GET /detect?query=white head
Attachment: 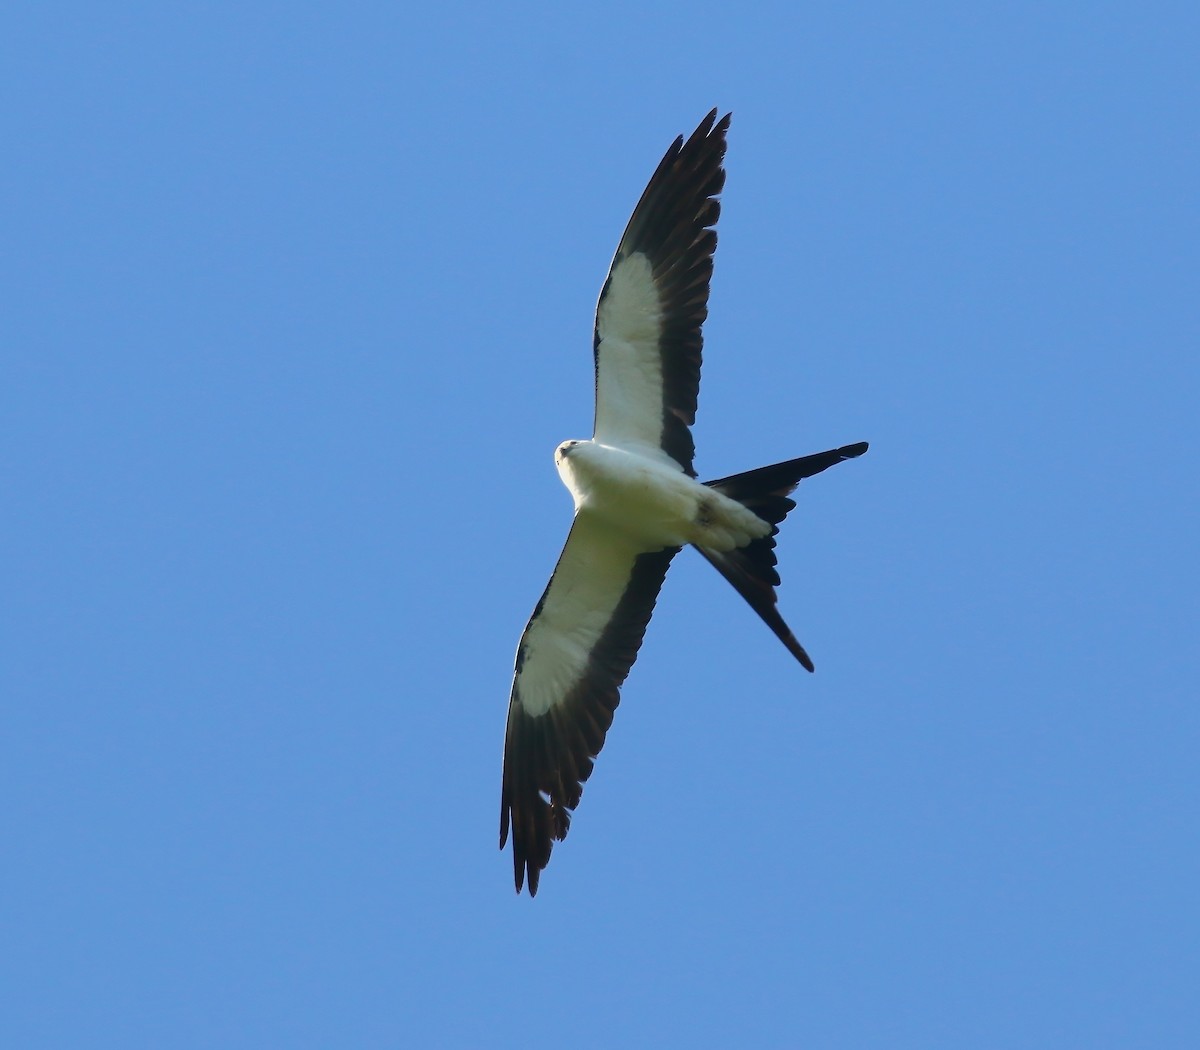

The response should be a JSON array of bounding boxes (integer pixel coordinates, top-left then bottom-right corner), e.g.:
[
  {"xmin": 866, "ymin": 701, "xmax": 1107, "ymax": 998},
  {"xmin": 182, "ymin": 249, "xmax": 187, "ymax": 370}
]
[{"xmin": 554, "ymin": 439, "xmax": 584, "ymax": 466}]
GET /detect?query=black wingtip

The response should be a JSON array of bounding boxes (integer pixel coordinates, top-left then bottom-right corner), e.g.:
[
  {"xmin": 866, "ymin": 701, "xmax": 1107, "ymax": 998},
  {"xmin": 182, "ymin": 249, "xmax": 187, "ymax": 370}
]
[
  {"xmin": 789, "ymin": 635, "xmax": 815, "ymax": 673},
  {"xmin": 695, "ymin": 107, "xmax": 729, "ymax": 133}
]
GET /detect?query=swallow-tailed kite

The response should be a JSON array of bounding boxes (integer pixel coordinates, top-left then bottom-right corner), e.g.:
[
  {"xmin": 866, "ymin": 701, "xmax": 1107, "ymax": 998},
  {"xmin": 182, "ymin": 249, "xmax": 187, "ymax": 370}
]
[{"xmin": 500, "ymin": 110, "xmax": 868, "ymax": 895}]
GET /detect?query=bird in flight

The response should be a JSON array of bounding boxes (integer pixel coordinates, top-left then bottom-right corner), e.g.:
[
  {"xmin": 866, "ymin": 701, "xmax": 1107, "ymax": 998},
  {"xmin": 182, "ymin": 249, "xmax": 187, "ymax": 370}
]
[{"xmin": 500, "ymin": 110, "xmax": 867, "ymax": 895}]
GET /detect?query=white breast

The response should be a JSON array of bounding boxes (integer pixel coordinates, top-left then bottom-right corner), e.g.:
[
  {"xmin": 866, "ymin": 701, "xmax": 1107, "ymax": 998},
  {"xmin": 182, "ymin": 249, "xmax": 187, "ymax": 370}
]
[{"xmin": 557, "ymin": 440, "xmax": 769, "ymax": 551}]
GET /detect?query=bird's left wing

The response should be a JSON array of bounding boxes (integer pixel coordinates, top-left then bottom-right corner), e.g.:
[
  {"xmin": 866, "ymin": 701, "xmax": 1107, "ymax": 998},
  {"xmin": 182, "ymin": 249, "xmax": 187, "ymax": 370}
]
[
  {"xmin": 501, "ymin": 514, "xmax": 678, "ymax": 895},
  {"xmin": 591, "ymin": 110, "xmax": 730, "ymax": 476}
]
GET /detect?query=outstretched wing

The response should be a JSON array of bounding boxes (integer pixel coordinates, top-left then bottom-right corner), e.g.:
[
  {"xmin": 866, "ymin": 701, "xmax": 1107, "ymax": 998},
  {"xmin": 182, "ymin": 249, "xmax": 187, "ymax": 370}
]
[
  {"xmin": 592, "ymin": 109, "xmax": 730, "ymax": 477},
  {"xmin": 501, "ymin": 515, "xmax": 678, "ymax": 895}
]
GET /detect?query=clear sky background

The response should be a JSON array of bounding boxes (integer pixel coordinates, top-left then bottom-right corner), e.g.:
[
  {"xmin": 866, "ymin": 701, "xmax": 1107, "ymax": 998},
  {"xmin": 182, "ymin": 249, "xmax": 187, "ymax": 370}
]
[{"xmin": 3, "ymin": 3, "xmax": 1197, "ymax": 1047}]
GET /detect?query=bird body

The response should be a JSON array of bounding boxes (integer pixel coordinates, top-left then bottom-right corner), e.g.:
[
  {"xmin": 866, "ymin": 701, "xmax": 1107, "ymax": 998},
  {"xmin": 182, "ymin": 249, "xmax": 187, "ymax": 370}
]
[
  {"xmin": 556, "ymin": 439, "xmax": 771, "ymax": 552},
  {"xmin": 500, "ymin": 110, "xmax": 868, "ymax": 895}
]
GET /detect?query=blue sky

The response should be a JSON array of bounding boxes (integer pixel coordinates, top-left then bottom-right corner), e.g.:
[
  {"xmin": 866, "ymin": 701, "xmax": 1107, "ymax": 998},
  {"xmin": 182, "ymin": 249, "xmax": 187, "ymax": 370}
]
[{"xmin": 3, "ymin": 2, "xmax": 1197, "ymax": 1046}]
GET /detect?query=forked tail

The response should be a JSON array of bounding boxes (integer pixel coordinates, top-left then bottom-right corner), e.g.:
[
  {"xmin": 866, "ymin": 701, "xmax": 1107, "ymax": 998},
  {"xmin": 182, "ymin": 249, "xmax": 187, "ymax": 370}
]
[{"xmin": 695, "ymin": 442, "xmax": 868, "ymax": 671}]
